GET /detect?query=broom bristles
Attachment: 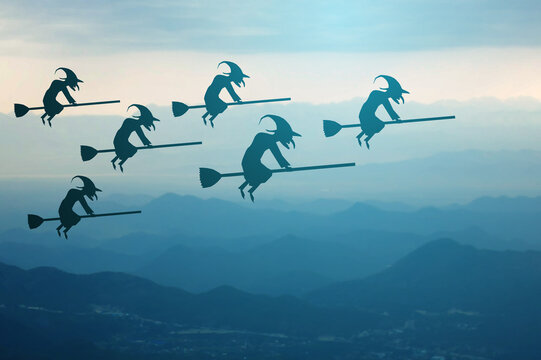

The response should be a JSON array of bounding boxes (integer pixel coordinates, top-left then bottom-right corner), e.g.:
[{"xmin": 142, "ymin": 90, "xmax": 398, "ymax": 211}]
[
  {"xmin": 27, "ymin": 214, "xmax": 44, "ymax": 229},
  {"xmin": 322, "ymin": 120, "xmax": 342, "ymax": 137},
  {"xmin": 14, "ymin": 103, "xmax": 29, "ymax": 118},
  {"xmin": 80, "ymin": 145, "xmax": 98, "ymax": 161},
  {"xmin": 172, "ymin": 102, "xmax": 189, "ymax": 117},
  {"xmin": 199, "ymin": 168, "xmax": 222, "ymax": 188}
]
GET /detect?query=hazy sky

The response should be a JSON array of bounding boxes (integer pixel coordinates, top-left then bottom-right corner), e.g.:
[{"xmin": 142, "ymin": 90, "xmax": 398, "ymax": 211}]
[
  {"xmin": 1, "ymin": 1, "xmax": 540, "ymax": 204},
  {"xmin": 1, "ymin": 0, "xmax": 540, "ymax": 113},
  {"xmin": 2, "ymin": 0, "xmax": 540, "ymax": 54}
]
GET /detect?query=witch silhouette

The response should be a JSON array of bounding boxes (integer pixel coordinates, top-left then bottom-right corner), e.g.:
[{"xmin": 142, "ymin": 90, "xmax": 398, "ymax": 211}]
[
  {"xmin": 56, "ymin": 176, "xmax": 100, "ymax": 238},
  {"xmin": 356, "ymin": 75, "xmax": 409, "ymax": 149},
  {"xmin": 41, "ymin": 67, "xmax": 83, "ymax": 127},
  {"xmin": 239, "ymin": 115, "xmax": 301, "ymax": 201},
  {"xmin": 203, "ymin": 61, "xmax": 249, "ymax": 127},
  {"xmin": 112, "ymin": 104, "xmax": 160, "ymax": 172}
]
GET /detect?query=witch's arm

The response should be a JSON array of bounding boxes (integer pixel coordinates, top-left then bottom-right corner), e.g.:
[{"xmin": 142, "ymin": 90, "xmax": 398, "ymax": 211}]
[
  {"xmin": 135, "ymin": 127, "xmax": 151, "ymax": 146},
  {"xmin": 270, "ymin": 143, "xmax": 290, "ymax": 168},
  {"xmin": 225, "ymin": 83, "xmax": 241, "ymax": 102},
  {"xmin": 382, "ymin": 99, "xmax": 400, "ymax": 120},
  {"xmin": 61, "ymin": 87, "xmax": 76, "ymax": 104},
  {"xmin": 79, "ymin": 197, "xmax": 94, "ymax": 215}
]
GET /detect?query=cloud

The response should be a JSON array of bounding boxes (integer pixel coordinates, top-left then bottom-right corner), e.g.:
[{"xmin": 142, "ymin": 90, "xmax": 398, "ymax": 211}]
[
  {"xmin": 1, "ymin": 0, "xmax": 540, "ymax": 55},
  {"xmin": 2, "ymin": 47, "xmax": 541, "ymax": 115}
]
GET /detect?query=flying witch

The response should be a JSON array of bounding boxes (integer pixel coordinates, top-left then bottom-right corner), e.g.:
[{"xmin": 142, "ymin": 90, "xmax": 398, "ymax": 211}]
[
  {"xmin": 41, "ymin": 67, "xmax": 83, "ymax": 126},
  {"xmin": 322, "ymin": 76, "xmax": 454, "ymax": 146},
  {"xmin": 171, "ymin": 62, "xmax": 290, "ymax": 121},
  {"xmin": 198, "ymin": 114, "xmax": 355, "ymax": 197},
  {"xmin": 80, "ymin": 105, "xmax": 202, "ymax": 167},
  {"xmin": 202, "ymin": 61, "xmax": 249, "ymax": 127},
  {"xmin": 111, "ymin": 104, "xmax": 160, "ymax": 172},
  {"xmin": 27, "ymin": 177, "xmax": 142, "ymax": 236},
  {"xmin": 14, "ymin": 67, "xmax": 119, "ymax": 120},
  {"xmin": 239, "ymin": 115, "xmax": 301, "ymax": 201},
  {"xmin": 356, "ymin": 75, "xmax": 409, "ymax": 149},
  {"xmin": 56, "ymin": 176, "xmax": 100, "ymax": 238}
]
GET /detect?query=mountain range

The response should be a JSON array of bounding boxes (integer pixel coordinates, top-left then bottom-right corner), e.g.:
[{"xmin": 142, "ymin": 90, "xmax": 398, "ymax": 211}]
[
  {"xmin": 1, "ymin": 239, "xmax": 541, "ymax": 359},
  {"xmin": 307, "ymin": 239, "xmax": 541, "ymax": 315},
  {"xmin": 19, "ymin": 192, "xmax": 539, "ymax": 245},
  {"xmin": 1, "ymin": 194, "xmax": 540, "ymax": 296}
]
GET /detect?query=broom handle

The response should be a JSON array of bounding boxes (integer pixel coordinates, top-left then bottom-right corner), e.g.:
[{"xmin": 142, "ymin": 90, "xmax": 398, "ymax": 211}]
[
  {"xmin": 187, "ymin": 97, "xmax": 291, "ymax": 110},
  {"xmin": 220, "ymin": 162, "xmax": 356, "ymax": 177},
  {"xmin": 221, "ymin": 171, "xmax": 245, "ymax": 178},
  {"xmin": 96, "ymin": 142, "xmax": 203, "ymax": 154},
  {"xmin": 340, "ymin": 116, "xmax": 455, "ymax": 128},
  {"xmin": 272, "ymin": 162, "xmax": 355, "ymax": 173},
  {"xmin": 27, "ymin": 100, "xmax": 120, "ymax": 111},
  {"xmin": 42, "ymin": 210, "xmax": 141, "ymax": 222},
  {"xmin": 384, "ymin": 116, "xmax": 455, "ymax": 124}
]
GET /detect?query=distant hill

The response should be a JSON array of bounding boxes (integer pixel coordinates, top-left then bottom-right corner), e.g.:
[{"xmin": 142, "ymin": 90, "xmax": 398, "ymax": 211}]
[
  {"xmin": 307, "ymin": 239, "xmax": 541, "ymax": 316},
  {"xmin": 3, "ymin": 239, "xmax": 541, "ymax": 359},
  {"xmin": 68, "ymin": 193, "xmax": 317, "ymax": 239},
  {"xmin": 326, "ymin": 200, "xmax": 541, "ymax": 242},
  {"xmin": 305, "ymin": 239, "xmax": 541, "ymax": 358},
  {"xmin": 0, "ymin": 228, "xmax": 428, "ymax": 295},
  {"xmin": 60, "ymin": 192, "xmax": 541, "ymax": 249},
  {"xmin": 3, "ymin": 193, "xmax": 541, "ymax": 297},
  {"xmin": 3, "ymin": 190, "xmax": 541, "ymax": 249},
  {"xmin": 2, "ymin": 192, "xmax": 540, "ymax": 302},
  {"xmin": 0, "ymin": 262, "xmax": 376, "ymax": 337},
  {"xmin": 241, "ymin": 198, "xmax": 355, "ymax": 214},
  {"xmin": 456, "ymin": 195, "xmax": 541, "ymax": 213},
  {"xmin": 135, "ymin": 235, "xmax": 366, "ymax": 294},
  {"xmin": 0, "ymin": 241, "xmax": 144, "ymax": 274}
]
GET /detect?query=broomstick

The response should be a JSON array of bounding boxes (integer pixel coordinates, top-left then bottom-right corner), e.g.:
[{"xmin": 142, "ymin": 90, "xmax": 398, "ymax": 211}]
[
  {"xmin": 199, "ymin": 162, "xmax": 356, "ymax": 188},
  {"xmin": 14, "ymin": 100, "xmax": 120, "ymax": 118},
  {"xmin": 323, "ymin": 116, "xmax": 455, "ymax": 137},
  {"xmin": 28, "ymin": 211, "xmax": 141, "ymax": 229},
  {"xmin": 80, "ymin": 142, "xmax": 203, "ymax": 161},
  {"xmin": 172, "ymin": 98, "xmax": 291, "ymax": 117}
]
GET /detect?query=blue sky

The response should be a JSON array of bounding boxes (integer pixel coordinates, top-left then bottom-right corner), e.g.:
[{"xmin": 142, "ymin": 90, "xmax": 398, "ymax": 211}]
[
  {"xmin": 1, "ymin": 0, "xmax": 540, "ymax": 110},
  {"xmin": 1, "ymin": 0, "xmax": 540, "ymax": 55},
  {"xmin": 0, "ymin": 1, "xmax": 540, "ymax": 204}
]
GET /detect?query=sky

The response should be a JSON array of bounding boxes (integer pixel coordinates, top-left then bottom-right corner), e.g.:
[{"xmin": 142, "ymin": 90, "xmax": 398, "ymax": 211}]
[
  {"xmin": 2, "ymin": 1, "xmax": 541, "ymax": 54},
  {"xmin": 0, "ymin": 0, "xmax": 540, "ymax": 205},
  {"xmin": 1, "ymin": 0, "xmax": 541, "ymax": 110}
]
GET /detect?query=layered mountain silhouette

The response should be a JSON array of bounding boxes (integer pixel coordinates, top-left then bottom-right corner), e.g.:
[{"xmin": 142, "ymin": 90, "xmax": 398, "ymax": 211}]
[
  {"xmin": 2, "ymin": 194, "xmax": 540, "ymax": 297},
  {"xmin": 307, "ymin": 239, "xmax": 541, "ymax": 315},
  {"xmin": 2, "ymin": 193, "xmax": 540, "ymax": 246},
  {"xmin": 136, "ymin": 235, "xmax": 360, "ymax": 294},
  {"xmin": 0, "ymin": 262, "xmax": 376, "ymax": 336},
  {"xmin": 0, "ymin": 231, "xmax": 427, "ymax": 295},
  {"xmin": 0, "ymin": 240, "xmax": 143, "ymax": 274},
  {"xmin": 305, "ymin": 239, "xmax": 541, "ymax": 358},
  {"xmin": 59, "ymin": 192, "xmax": 540, "ymax": 245},
  {"xmin": 2, "ymin": 238, "xmax": 541, "ymax": 359}
]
